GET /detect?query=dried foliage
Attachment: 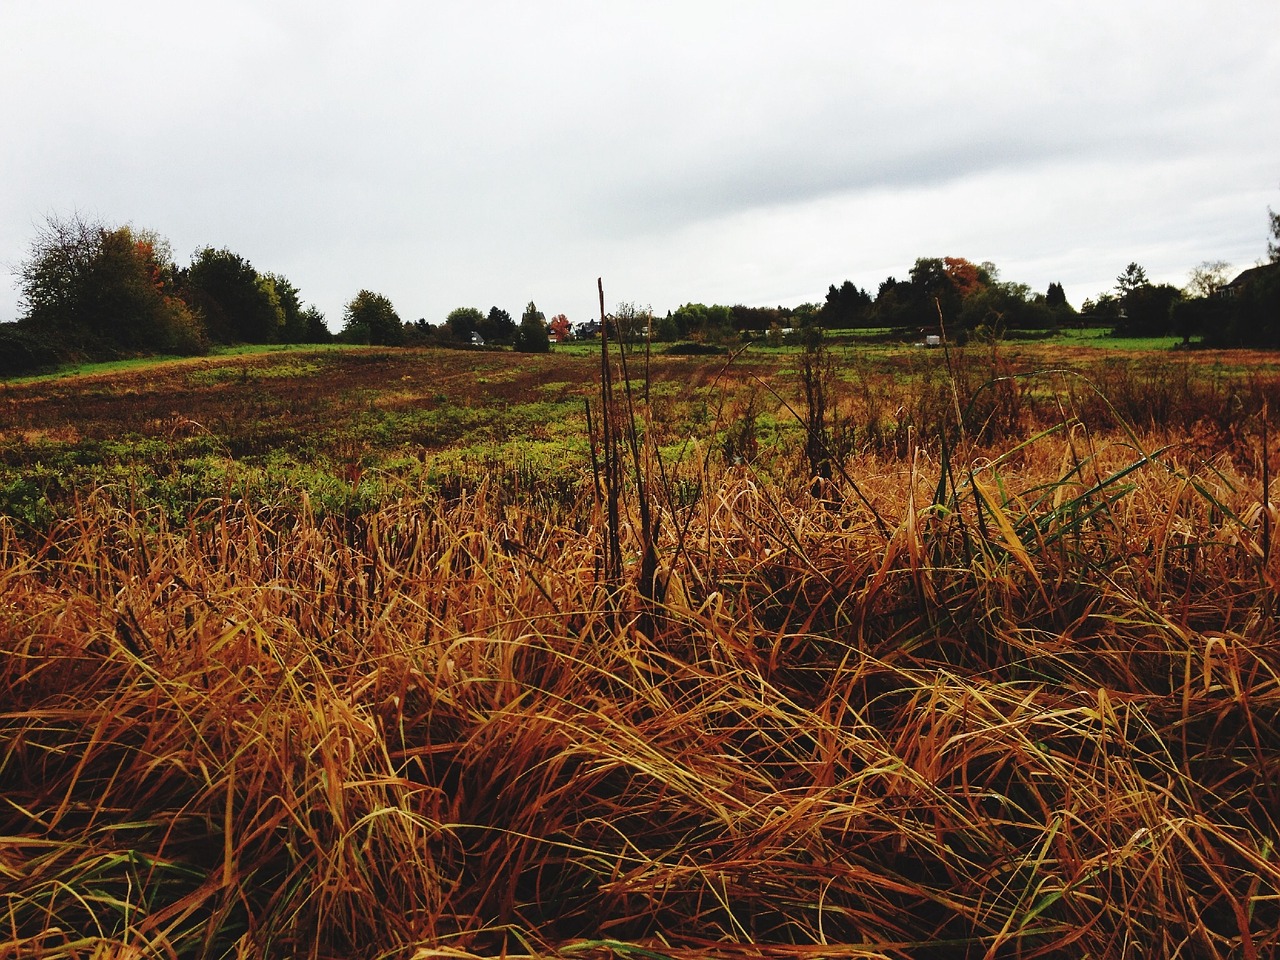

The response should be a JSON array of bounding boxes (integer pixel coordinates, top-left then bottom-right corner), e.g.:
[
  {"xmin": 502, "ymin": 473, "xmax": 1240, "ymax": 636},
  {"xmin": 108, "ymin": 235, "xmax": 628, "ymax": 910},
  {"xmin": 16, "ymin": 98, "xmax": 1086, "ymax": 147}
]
[{"xmin": 2, "ymin": 344, "xmax": 1280, "ymax": 959}]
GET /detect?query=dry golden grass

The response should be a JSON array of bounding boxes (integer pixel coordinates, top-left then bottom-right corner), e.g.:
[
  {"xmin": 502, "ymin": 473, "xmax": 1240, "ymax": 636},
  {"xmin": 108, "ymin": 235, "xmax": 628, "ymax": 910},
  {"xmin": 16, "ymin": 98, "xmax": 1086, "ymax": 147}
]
[{"xmin": 3, "ymin": 399, "xmax": 1279, "ymax": 959}]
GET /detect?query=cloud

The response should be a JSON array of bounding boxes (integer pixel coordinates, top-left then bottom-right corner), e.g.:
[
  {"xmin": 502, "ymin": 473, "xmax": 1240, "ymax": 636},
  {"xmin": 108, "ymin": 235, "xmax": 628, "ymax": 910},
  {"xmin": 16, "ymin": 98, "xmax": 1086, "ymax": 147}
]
[{"xmin": 2, "ymin": 2, "xmax": 1278, "ymax": 329}]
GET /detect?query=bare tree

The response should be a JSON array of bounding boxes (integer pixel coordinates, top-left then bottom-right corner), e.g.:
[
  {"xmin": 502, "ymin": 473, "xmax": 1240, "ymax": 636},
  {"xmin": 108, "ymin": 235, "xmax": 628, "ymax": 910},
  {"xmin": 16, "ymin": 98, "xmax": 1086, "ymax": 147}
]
[{"xmin": 1186, "ymin": 260, "xmax": 1232, "ymax": 299}]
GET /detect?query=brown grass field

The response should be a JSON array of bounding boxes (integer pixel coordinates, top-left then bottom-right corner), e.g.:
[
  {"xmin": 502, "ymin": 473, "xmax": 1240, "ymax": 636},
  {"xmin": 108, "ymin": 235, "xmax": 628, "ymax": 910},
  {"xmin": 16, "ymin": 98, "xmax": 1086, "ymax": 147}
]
[{"xmin": 2, "ymin": 340, "xmax": 1279, "ymax": 959}]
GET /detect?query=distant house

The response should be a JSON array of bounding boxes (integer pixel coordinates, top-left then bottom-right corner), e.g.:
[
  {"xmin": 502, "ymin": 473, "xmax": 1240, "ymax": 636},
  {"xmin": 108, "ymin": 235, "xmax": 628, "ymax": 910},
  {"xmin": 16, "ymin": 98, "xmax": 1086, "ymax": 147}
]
[
  {"xmin": 470, "ymin": 332, "xmax": 486, "ymax": 346},
  {"xmin": 1220, "ymin": 262, "xmax": 1280, "ymax": 298}
]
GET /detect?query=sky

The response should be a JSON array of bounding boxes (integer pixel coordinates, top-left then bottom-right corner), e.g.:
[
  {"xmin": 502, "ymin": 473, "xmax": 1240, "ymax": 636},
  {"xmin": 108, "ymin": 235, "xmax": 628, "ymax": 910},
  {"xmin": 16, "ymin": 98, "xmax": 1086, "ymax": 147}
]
[{"xmin": 2, "ymin": 1, "xmax": 1278, "ymax": 331}]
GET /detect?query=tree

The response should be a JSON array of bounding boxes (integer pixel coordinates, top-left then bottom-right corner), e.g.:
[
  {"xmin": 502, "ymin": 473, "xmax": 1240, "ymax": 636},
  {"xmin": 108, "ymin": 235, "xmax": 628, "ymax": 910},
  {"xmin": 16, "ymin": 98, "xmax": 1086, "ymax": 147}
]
[
  {"xmin": 514, "ymin": 301, "xmax": 549, "ymax": 353},
  {"xmin": 872, "ymin": 276, "xmax": 913, "ymax": 327},
  {"xmin": 909, "ymin": 257, "xmax": 952, "ymax": 308},
  {"xmin": 608, "ymin": 302, "xmax": 652, "ymax": 345},
  {"xmin": 1107, "ymin": 261, "xmax": 1180, "ymax": 336},
  {"xmin": 1115, "ymin": 262, "xmax": 1149, "ymax": 298},
  {"xmin": 1114, "ymin": 283, "xmax": 1181, "ymax": 337},
  {"xmin": 731, "ymin": 303, "xmax": 783, "ymax": 336},
  {"xmin": 480, "ymin": 306, "xmax": 516, "ymax": 345},
  {"xmin": 548, "ymin": 314, "xmax": 572, "ymax": 342},
  {"xmin": 821, "ymin": 280, "xmax": 873, "ymax": 327},
  {"xmin": 1081, "ymin": 293, "xmax": 1123, "ymax": 326},
  {"xmin": 1045, "ymin": 282, "xmax": 1068, "ymax": 309},
  {"xmin": 185, "ymin": 247, "xmax": 282, "ymax": 344},
  {"xmin": 908, "ymin": 257, "xmax": 966, "ymax": 326},
  {"xmin": 300, "ymin": 305, "xmax": 330, "ymax": 342},
  {"xmin": 17, "ymin": 213, "xmax": 206, "ymax": 356},
  {"xmin": 959, "ymin": 281, "xmax": 1049, "ymax": 335},
  {"xmin": 342, "ymin": 290, "xmax": 403, "ymax": 345},
  {"xmin": 669, "ymin": 302, "xmax": 732, "ymax": 341},
  {"xmin": 653, "ymin": 312, "xmax": 680, "ymax": 341},
  {"xmin": 1200, "ymin": 263, "xmax": 1280, "ymax": 348},
  {"xmin": 942, "ymin": 257, "xmax": 987, "ymax": 299},
  {"xmin": 1186, "ymin": 260, "xmax": 1232, "ymax": 300},
  {"xmin": 1171, "ymin": 296, "xmax": 1227, "ymax": 345},
  {"xmin": 266, "ymin": 273, "xmax": 326, "ymax": 343},
  {"xmin": 16, "ymin": 213, "xmax": 105, "ymax": 347},
  {"xmin": 1269, "ymin": 206, "xmax": 1280, "ymax": 263},
  {"xmin": 268, "ymin": 273, "xmax": 305, "ymax": 343},
  {"xmin": 444, "ymin": 306, "xmax": 485, "ymax": 342}
]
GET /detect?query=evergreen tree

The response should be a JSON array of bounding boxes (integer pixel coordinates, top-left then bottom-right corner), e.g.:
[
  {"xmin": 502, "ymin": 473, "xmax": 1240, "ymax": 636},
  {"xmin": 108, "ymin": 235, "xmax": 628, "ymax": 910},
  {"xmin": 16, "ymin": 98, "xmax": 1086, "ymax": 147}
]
[
  {"xmin": 514, "ymin": 301, "xmax": 550, "ymax": 353},
  {"xmin": 821, "ymin": 280, "xmax": 873, "ymax": 327},
  {"xmin": 1115, "ymin": 262, "xmax": 1149, "ymax": 298},
  {"xmin": 482, "ymin": 306, "xmax": 517, "ymax": 344}
]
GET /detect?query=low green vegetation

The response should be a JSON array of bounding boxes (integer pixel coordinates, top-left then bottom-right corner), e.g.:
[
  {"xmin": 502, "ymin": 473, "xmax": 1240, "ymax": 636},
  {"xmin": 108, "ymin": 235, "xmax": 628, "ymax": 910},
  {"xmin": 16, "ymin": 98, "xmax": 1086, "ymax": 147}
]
[{"xmin": 2, "ymin": 340, "xmax": 1280, "ymax": 959}]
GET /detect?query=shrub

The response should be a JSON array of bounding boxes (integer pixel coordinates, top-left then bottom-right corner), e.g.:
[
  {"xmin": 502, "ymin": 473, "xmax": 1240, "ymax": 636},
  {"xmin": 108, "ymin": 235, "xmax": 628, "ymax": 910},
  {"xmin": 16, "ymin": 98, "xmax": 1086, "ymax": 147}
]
[{"xmin": 0, "ymin": 323, "xmax": 64, "ymax": 376}]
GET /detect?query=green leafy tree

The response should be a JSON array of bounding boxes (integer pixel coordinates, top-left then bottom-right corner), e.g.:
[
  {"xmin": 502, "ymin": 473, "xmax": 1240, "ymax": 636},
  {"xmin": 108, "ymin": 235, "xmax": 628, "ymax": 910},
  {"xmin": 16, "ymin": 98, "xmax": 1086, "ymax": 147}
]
[
  {"xmin": 960, "ymin": 281, "xmax": 1056, "ymax": 335},
  {"xmin": 268, "ymin": 273, "xmax": 306, "ymax": 343},
  {"xmin": 730, "ymin": 304, "xmax": 783, "ymax": 336},
  {"xmin": 401, "ymin": 317, "xmax": 438, "ymax": 347},
  {"xmin": 17, "ymin": 213, "xmax": 207, "ymax": 356},
  {"xmin": 908, "ymin": 257, "xmax": 961, "ymax": 323},
  {"xmin": 870, "ymin": 260, "xmax": 961, "ymax": 329},
  {"xmin": 481, "ymin": 306, "xmax": 516, "ymax": 344},
  {"xmin": 341, "ymin": 290, "xmax": 403, "ymax": 345},
  {"xmin": 1045, "ymin": 282, "xmax": 1067, "ymax": 309},
  {"xmin": 1269, "ymin": 206, "xmax": 1280, "ymax": 263},
  {"xmin": 444, "ymin": 307, "xmax": 485, "ymax": 342},
  {"xmin": 300, "ymin": 305, "xmax": 330, "ymax": 342},
  {"xmin": 266, "ymin": 273, "xmax": 326, "ymax": 343},
  {"xmin": 185, "ymin": 247, "xmax": 282, "ymax": 344},
  {"xmin": 872, "ymin": 276, "xmax": 913, "ymax": 327},
  {"xmin": 669, "ymin": 302, "xmax": 732, "ymax": 342},
  {"xmin": 790, "ymin": 302, "xmax": 822, "ymax": 329},
  {"xmin": 653, "ymin": 312, "xmax": 680, "ymax": 341},
  {"xmin": 514, "ymin": 301, "xmax": 550, "ymax": 353},
  {"xmin": 1080, "ymin": 293, "xmax": 1123, "ymax": 326}
]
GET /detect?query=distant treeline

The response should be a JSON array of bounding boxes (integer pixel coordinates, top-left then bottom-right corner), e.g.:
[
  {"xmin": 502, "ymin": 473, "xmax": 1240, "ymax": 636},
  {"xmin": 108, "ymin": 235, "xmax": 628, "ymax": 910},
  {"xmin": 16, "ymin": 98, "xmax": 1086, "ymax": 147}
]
[
  {"xmin": 645, "ymin": 246, "xmax": 1279, "ymax": 349},
  {"xmin": 586, "ymin": 265, "xmax": 1075, "ymax": 346},
  {"xmin": 1, "ymin": 214, "xmax": 332, "ymax": 376},
  {"xmin": 407, "ymin": 258, "xmax": 1081, "ymax": 351},
  {"xmin": 1077, "ymin": 256, "xmax": 1280, "ymax": 348},
  {"xmin": 5, "ymin": 209, "xmax": 1279, "ymax": 377}
]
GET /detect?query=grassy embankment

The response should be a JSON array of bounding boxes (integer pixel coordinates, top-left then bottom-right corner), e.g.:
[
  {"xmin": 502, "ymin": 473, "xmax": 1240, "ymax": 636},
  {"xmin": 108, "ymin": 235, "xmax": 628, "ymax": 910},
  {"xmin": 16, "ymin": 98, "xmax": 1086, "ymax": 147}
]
[{"xmin": 2, "ymin": 339, "xmax": 1278, "ymax": 958}]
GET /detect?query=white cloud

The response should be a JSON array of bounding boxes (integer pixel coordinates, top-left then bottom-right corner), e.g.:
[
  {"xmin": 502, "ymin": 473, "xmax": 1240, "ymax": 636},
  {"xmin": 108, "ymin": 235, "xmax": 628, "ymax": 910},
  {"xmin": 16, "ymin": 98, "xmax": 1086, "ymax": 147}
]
[{"xmin": 2, "ymin": 1, "xmax": 1278, "ymax": 328}]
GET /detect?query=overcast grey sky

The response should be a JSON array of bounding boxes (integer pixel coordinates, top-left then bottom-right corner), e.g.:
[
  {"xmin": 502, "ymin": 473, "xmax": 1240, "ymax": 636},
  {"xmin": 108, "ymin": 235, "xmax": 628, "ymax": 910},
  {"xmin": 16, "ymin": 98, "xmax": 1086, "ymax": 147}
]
[{"xmin": 3, "ymin": 1, "xmax": 1278, "ymax": 330}]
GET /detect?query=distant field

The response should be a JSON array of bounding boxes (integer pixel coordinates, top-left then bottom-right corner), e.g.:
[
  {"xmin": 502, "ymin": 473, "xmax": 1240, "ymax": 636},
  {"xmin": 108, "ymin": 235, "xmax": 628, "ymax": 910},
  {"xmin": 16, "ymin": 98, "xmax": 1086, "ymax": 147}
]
[
  {"xmin": 2, "ymin": 339, "xmax": 1279, "ymax": 958},
  {"xmin": 0, "ymin": 326, "xmax": 1208, "ymax": 385},
  {"xmin": 3, "ymin": 338, "xmax": 1278, "ymax": 527}
]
